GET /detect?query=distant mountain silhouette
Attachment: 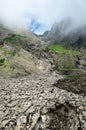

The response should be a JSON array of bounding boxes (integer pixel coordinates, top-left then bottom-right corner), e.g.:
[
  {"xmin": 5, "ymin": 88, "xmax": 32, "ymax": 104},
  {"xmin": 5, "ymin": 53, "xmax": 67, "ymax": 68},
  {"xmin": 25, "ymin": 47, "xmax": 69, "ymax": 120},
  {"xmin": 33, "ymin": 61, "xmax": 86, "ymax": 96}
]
[{"xmin": 40, "ymin": 18, "xmax": 86, "ymax": 48}]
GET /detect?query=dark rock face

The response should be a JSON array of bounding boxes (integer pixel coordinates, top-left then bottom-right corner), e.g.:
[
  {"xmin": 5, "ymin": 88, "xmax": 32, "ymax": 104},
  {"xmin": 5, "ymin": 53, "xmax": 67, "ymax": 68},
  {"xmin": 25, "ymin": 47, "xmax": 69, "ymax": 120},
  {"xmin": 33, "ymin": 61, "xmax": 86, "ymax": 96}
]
[
  {"xmin": 40, "ymin": 18, "xmax": 86, "ymax": 49},
  {"xmin": 0, "ymin": 40, "xmax": 3, "ymax": 46},
  {"xmin": 40, "ymin": 18, "xmax": 72, "ymax": 42},
  {"xmin": 54, "ymin": 74, "xmax": 86, "ymax": 96},
  {"xmin": 35, "ymin": 104, "xmax": 79, "ymax": 130}
]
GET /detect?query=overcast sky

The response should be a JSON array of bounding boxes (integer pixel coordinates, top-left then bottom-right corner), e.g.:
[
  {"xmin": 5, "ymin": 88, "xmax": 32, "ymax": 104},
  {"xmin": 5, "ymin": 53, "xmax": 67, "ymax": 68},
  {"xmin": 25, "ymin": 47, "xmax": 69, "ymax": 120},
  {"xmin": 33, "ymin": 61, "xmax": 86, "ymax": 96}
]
[{"xmin": 0, "ymin": 0, "xmax": 86, "ymax": 34}]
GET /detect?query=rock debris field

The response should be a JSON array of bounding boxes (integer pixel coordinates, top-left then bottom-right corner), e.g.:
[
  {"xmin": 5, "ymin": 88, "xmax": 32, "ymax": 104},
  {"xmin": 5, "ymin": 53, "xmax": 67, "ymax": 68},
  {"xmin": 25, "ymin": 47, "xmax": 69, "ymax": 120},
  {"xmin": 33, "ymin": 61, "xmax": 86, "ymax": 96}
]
[{"xmin": 0, "ymin": 73, "xmax": 86, "ymax": 130}]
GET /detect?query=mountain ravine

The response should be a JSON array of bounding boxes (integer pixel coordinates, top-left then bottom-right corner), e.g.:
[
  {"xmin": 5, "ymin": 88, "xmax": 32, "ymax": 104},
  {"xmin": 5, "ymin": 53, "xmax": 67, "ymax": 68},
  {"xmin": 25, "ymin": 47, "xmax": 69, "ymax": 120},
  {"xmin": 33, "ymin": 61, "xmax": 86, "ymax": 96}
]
[{"xmin": 0, "ymin": 24, "xmax": 86, "ymax": 130}]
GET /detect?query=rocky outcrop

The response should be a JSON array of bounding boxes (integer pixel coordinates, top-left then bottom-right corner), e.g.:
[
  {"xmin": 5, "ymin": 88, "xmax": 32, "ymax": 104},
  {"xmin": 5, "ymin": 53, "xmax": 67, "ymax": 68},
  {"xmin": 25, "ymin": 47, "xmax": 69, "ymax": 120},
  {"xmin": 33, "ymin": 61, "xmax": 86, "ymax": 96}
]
[
  {"xmin": 40, "ymin": 18, "xmax": 72, "ymax": 42},
  {"xmin": 40, "ymin": 18, "xmax": 86, "ymax": 49},
  {"xmin": 55, "ymin": 74, "xmax": 86, "ymax": 96},
  {"xmin": 0, "ymin": 73, "xmax": 86, "ymax": 130}
]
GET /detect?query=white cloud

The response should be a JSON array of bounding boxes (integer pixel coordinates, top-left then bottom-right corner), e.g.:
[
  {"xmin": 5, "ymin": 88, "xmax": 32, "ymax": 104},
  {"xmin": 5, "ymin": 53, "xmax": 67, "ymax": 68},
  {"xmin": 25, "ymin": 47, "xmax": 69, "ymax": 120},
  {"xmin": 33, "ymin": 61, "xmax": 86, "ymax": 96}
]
[{"xmin": 0, "ymin": 0, "xmax": 86, "ymax": 34}]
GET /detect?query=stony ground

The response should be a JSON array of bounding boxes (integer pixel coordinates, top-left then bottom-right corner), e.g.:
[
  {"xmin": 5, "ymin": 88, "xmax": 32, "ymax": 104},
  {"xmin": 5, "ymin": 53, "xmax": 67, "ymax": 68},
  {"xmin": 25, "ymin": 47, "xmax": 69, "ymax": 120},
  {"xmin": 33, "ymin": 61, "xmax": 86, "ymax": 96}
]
[
  {"xmin": 0, "ymin": 73, "xmax": 86, "ymax": 130},
  {"xmin": 55, "ymin": 74, "xmax": 86, "ymax": 96}
]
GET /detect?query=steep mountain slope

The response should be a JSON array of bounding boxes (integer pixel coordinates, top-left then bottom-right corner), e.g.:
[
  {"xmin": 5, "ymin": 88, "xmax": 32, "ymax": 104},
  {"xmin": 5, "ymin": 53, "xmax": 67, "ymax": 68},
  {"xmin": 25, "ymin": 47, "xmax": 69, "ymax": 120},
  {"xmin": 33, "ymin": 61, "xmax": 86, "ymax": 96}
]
[
  {"xmin": 40, "ymin": 18, "xmax": 72, "ymax": 41},
  {"xmin": 0, "ymin": 22, "xmax": 86, "ymax": 130},
  {"xmin": 38, "ymin": 18, "xmax": 86, "ymax": 76},
  {"xmin": 0, "ymin": 25, "xmax": 51, "ymax": 78},
  {"xmin": 40, "ymin": 18, "xmax": 86, "ymax": 49},
  {"xmin": 0, "ymin": 24, "xmax": 43, "ymax": 44},
  {"xmin": 62, "ymin": 26, "xmax": 86, "ymax": 48},
  {"xmin": 0, "ymin": 23, "xmax": 86, "ymax": 78}
]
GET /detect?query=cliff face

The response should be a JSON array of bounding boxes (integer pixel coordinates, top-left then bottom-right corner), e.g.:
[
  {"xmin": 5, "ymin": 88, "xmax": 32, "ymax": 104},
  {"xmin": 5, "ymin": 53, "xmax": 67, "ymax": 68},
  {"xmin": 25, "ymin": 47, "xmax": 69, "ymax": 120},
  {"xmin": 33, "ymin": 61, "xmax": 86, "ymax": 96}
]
[
  {"xmin": 0, "ymin": 73, "xmax": 86, "ymax": 130},
  {"xmin": 40, "ymin": 18, "xmax": 86, "ymax": 49},
  {"xmin": 39, "ymin": 18, "xmax": 86, "ymax": 76}
]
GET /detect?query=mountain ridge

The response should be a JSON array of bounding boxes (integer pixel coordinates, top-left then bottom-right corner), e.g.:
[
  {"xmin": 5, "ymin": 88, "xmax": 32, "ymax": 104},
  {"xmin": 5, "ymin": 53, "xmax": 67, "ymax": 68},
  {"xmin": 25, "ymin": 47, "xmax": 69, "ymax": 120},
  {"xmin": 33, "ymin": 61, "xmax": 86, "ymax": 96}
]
[
  {"xmin": 0, "ymin": 21, "xmax": 86, "ymax": 78},
  {"xmin": 40, "ymin": 18, "xmax": 86, "ymax": 49},
  {"xmin": 0, "ymin": 25, "xmax": 53, "ymax": 78}
]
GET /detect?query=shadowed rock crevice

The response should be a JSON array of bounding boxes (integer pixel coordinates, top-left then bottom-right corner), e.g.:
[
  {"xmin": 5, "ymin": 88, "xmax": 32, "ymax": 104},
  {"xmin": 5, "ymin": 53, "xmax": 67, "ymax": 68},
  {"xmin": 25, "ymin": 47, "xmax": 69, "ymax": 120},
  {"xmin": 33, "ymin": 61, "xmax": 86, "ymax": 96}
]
[
  {"xmin": 54, "ymin": 74, "xmax": 86, "ymax": 96},
  {"xmin": 34, "ymin": 103, "xmax": 82, "ymax": 130}
]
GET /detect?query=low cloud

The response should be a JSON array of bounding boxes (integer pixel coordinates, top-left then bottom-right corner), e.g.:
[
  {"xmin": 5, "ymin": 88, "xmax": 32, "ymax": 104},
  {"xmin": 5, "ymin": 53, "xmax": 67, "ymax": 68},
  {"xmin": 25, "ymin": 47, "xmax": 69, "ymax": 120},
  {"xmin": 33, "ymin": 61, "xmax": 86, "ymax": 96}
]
[{"xmin": 0, "ymin": 0, "xmax": 86, "ymax": 34}]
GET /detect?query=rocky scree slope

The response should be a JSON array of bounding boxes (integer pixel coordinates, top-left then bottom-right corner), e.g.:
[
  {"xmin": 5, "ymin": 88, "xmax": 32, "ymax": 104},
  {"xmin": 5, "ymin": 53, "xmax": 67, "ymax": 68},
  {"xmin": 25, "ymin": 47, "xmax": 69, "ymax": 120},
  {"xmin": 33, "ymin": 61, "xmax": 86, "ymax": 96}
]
[{"xmin": 0, "ymin": 73, "xmax": 86, "ymax": 130}]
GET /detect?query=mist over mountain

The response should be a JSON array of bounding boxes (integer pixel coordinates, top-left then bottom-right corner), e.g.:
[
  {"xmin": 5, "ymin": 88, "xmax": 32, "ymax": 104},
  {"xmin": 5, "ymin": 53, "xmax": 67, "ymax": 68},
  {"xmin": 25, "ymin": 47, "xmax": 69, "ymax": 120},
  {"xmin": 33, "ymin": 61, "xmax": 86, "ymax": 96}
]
[
  {"xmin": 40, "ymin": 18, "xmax": 86, "ymax": 48},
  {"xmin": 0, "ymin": 0, "xmax": 86, "ymax": 34},
  {"xmin": 0, "ymin": 1, "xmax": 86, "ymax": 129}
]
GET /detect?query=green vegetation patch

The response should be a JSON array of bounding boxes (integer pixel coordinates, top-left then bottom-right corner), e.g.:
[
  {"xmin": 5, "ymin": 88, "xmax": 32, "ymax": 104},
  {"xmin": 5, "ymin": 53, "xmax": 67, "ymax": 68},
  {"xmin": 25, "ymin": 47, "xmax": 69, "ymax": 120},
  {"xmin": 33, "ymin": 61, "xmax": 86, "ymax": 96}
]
[
  {"xmin": 3, "ymin": 50, "xmax": 15, "ymax": 56},
  {"xmin": 47, "ymin": 43, "xmax": 79, "ymax": 55},
  {"xmin": 4, "ymin": 34, "xmax": 27, "ymax": 42},
  {"xmin": 0, "ymin": 60, "xmax": 29, "ymax": 78},
  {"xmin": 0, "ymin": 59, "xmax": 5, "ymax": 66}
]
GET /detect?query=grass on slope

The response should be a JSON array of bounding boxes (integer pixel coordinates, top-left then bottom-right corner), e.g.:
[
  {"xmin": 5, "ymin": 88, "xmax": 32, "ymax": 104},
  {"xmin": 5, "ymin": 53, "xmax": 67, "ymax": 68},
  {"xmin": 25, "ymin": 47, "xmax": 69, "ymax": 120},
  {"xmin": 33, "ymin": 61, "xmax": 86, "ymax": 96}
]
[
  {"xmin": 4, "ymin": 34, "xmax": 27, "ymax": 42},
  {"xmin": 48, "ymin": 44, "xmax": 79, "ymax": 55},
  {"xmin": 0, "ymin": 47, "xmax": 15, "ymax": 57},
  {"xmin": 3, "ymin": 50, "xmax": 15, "ymax": 56}
]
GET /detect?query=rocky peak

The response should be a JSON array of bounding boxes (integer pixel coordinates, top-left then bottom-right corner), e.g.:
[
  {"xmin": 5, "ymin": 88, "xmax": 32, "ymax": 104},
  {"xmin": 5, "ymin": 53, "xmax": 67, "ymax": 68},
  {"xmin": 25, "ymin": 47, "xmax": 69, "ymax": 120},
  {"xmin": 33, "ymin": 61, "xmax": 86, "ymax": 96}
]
[
  {"xmin": 50, "ymin": 17, "xmax": 72, "ymax": 35},
  {"xmin": 40, "ymin": 18, "xmax": 86, "ymax": 49}
]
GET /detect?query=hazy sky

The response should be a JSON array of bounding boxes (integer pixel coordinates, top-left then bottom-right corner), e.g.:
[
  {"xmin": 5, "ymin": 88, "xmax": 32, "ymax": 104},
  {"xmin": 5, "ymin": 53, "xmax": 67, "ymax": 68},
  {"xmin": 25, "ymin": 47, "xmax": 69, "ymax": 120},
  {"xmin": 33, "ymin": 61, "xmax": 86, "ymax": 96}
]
[{"xmin": 0, "ymin": 0, "xmax": 86, "ymax": 34}]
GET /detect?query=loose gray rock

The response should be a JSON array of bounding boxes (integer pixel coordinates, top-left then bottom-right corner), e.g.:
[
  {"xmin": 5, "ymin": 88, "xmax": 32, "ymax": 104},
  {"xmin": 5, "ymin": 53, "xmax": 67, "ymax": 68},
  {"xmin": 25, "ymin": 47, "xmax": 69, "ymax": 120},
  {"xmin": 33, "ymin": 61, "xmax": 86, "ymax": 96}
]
[{"xmin": 0, "ymin": 73, "xmax": 86, "ymax": 130}]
